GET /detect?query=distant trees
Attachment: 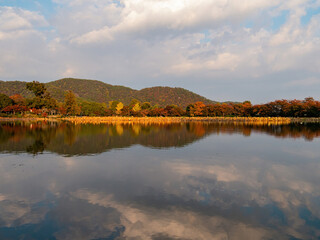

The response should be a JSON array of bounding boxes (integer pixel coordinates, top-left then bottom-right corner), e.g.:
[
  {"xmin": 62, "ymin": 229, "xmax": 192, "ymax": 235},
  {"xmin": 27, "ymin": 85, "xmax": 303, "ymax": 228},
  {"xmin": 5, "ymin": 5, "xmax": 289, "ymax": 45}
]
[{"xmin": 1, "ymin": 81, "xmax": 320, "ymax": 118}]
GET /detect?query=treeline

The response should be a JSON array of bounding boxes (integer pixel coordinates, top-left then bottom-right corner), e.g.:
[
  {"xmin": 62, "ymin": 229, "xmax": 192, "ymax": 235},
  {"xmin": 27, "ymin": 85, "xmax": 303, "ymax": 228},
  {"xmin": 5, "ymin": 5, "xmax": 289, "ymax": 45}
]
[{"xmin": 0, "ymin": 81, "xmax": 320, "ymax": 117}]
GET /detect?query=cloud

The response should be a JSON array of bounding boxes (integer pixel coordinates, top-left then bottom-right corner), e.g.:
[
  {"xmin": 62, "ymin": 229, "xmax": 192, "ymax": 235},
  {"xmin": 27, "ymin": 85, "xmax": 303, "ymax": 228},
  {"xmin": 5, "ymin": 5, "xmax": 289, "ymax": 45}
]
[
  {"xmin": 68, "ymin": 0, "xmax": 283, "ymax": 44},
  {"xmin": 0, "ymin": 7, "xmax": 48, "ymax": 32},
  {"xmin": 1, "ymin": 0, "xmax": 320, "ymax": 102}
]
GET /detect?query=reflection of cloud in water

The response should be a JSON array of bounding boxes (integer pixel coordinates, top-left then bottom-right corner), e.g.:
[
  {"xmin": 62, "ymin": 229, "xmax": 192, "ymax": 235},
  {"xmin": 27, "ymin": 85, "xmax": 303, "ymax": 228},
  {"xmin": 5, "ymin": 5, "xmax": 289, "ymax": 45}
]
[
  {"xmin": 62, "ymin": 157, "xmax": 77, "ymax": 171},
  {"xmin": 168, "ymin": 161, "xmax": 260, "ymax": 187},
  {"xmin": 0, "ymin": 131, "xmax": 320, "ymax": 238},
  {"xmin": 282, "ymin": 146, "xmax": 320, "ymax": 159},
  {"xmin": 72, "ymin": 189, "xmax": 271, "ymax": 240},
  {"xmin": 0, "ymin": 195, "xmax": 48, "ymax": 228}
]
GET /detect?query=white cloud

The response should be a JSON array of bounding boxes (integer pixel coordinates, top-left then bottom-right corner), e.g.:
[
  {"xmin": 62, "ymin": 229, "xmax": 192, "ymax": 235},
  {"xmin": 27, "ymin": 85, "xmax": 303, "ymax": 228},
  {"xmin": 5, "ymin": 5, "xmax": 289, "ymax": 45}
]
[
  {"xmin": 68, "ymin": 0, "xmax": 283, "ymax": 44},
  {"xmin": 0, "ymin": 7, "xmax": 48, "ymax": 31},
  {"xmin": 1, "ymin": 0, "xmax": 320, "ymax": 102}
]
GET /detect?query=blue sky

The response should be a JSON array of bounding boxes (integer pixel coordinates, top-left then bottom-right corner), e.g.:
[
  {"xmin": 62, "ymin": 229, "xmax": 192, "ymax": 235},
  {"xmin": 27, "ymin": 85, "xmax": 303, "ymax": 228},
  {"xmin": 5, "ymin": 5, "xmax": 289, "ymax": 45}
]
[
  {"xmin": 0, "ymin": 0, "xmax": 56, "ymax": 17},
  {"xmin": 0, "ymin": 0, "xmax": 320, "ymax": 103}
]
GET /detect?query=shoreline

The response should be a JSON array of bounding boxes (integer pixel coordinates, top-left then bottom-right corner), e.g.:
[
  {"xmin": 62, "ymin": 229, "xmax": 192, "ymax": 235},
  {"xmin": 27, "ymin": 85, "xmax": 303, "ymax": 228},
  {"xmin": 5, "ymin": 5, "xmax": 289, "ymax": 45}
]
[{"xmin": 1, "ymin": 116, "xmax": 320, "ymax": 124}]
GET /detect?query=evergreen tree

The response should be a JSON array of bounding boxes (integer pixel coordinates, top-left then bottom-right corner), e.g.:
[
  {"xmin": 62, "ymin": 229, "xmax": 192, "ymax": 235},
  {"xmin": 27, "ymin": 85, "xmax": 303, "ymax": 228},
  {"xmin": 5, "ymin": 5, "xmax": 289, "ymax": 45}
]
[
  {"xmin": 0, "ymin": 94, "xmax": 14, "ymax": 110},
  {"xmin": 26, "ymin": 81, "xmax": 46, "ymax": 97}
]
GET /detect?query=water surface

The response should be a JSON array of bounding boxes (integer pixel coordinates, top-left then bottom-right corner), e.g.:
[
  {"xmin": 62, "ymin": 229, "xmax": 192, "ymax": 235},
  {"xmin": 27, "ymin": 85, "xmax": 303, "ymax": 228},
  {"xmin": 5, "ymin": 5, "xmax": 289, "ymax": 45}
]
[{"xmin": 0, "ymin": 121, "xmax": 320, "ymax": 239}]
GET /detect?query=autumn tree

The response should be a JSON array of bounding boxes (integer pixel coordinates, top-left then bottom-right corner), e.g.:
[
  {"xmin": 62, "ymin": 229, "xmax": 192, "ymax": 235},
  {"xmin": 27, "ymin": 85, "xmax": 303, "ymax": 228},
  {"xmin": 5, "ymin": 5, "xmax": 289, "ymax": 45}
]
[
  {"xmin": 193, "ymin": 102, "xmax": 206, "ymax": 116},
  {"xmin": 163, "ymin": 105, "xmax": 185, "ymax": 116},
  {"xmin": 132, "ymin": 103, "xmax": 141, "ymax": 112},
  {"xmin": 10, "ymin": 94, "xmax": 26, "ymax": 105},
  {"xmin": 303, "ymin": 97, "xmax": 320, "ymax": 117},
  {"xmin": 120, "ymin": 106, "xmax": 132, "ymax": 116},
  {"xmin": 2, "ymin": 105, "xmax": 28, "ymax": 115},
  {"xmin": 116, "ymin": 102, "xmax": 124, "ymax": 115},
  {"xmin": 64, "ymin": 91, "xmax": 80, "ymax": 116},
  {"xmin": 242, "ymin": 101, "xmax": 252, "ymax": 117}
]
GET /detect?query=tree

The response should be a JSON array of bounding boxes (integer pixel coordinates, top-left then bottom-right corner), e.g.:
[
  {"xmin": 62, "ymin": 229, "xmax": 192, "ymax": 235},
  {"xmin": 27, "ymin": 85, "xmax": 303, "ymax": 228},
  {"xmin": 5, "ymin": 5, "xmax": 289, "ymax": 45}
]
[
  {"xmin": 79, "ymin": 100, "xmax": 107, "ymax": 116},
  {"xmin": 109, "ymin": 101, "xmax": 120, "ymax": 112},
  {"xmin": 193, "ymin": 102, "xmax": 206, "ymax": 116},
  {"xmin": 141, "ymin": 102, "xmax": 151, "ymax": 110},
  {"xmin": 64, "ymin": 91, "xmax": 80, "ymax": 116},
  {"xmin": 132, "ymin": 103, "xmax": 141, "ymax": 112},
  {"xmin": 164, "ymin": 105, "xmax": 185, "ymax": 116},
  {"xmin": 116, "ymin": 102, "xmax": 124, "ymax": 115},
  {"xmin": 2, "ymin": 105, "xmax": 28, "ymax": 115},
  {"xmin": 129, "ymin": 99, "xmax": 141, "ymax": 108},
  {"xmin": 242, "ymin": 101, "xmax": 252, "ymax": 117},
  {"xmin": 186, "ymin": 104, "xmax": 195, "ymax": 117},
  {"xmin": 26, "ymin": 81, "xmax": 46, "ymax": 97},
  {"xmin": 26, "ymin": 82, "xmax": 57, "ymax": 112},
  {"xmin": 10, "ymin": 94, "xmax": 26, "ymax": 105},
  {"xmin": 0, "ymin": 94, "xmax": 14, "ymax": 110}
]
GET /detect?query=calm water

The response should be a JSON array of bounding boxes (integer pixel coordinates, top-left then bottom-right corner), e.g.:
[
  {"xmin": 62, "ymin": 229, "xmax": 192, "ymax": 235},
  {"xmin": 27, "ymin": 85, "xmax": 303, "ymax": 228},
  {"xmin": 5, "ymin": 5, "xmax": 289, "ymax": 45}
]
[{"xmin": 0, "ymin": 121, "xmax": 320, "ymax": 240}]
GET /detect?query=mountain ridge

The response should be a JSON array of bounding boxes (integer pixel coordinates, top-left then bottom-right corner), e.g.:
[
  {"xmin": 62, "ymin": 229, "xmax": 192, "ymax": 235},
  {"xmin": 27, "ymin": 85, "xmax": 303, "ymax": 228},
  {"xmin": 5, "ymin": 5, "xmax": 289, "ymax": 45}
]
[{"xmin": 0, "ymin": 78, "xmax": 215, "ymax": 107}]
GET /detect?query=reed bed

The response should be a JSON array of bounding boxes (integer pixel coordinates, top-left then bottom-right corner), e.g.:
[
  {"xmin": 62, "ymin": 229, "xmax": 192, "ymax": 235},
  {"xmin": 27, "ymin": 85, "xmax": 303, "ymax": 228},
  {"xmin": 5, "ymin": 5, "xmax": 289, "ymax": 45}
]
[
  {"xmin": 0, "ymin": 117, "xmax": 59, "ymax": 122},
  {"xmin": 1, "ymin": 116, "xmax": 319, "ymax": 125},
  {"xmin": 61, "ymin": 116, "xmax": 296, "ymax": 125}
]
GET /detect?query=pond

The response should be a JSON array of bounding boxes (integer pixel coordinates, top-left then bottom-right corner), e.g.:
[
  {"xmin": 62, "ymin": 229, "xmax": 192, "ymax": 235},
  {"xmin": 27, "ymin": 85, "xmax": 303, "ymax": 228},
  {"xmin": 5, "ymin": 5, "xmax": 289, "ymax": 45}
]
[{"xmin": 0, "ymin": 121, "xmax": 320, "ymax": 239}]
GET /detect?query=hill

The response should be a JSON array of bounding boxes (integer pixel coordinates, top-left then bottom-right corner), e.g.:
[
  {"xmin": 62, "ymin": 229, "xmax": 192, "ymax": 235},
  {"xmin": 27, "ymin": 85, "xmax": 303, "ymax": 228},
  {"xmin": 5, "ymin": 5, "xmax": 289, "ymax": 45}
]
[{"xmin": 0, "ymin": 78, "xmax": 214, "ymax": 107}]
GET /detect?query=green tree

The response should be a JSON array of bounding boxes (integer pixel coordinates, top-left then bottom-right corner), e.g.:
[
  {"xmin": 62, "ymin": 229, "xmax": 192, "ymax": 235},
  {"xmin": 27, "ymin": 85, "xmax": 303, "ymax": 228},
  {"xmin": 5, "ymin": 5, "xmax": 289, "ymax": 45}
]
[
  {"xmin": 26, "ymin": 81, "xmax": 46, "ymax": 97},
  {"xmin": 186, "ymin": 104, "xmax": 195, "ymax": 117},
  {"xmin": 27, "ymin": 97, "xmax": 47, "ymax": 109},
  {"xmin": 64, "ymin": 91, "xmax": 80, "ymax": 116},
  {"xmin": 0, "ymin": 94, "xmax": 14, "ymax": 110},
  {"xmin": 129, "ymin": 99, "xmax": 141, "ymax": 108},
  {"xmin": 141, "ymin": 102, "xmax": 151, "ymax": 110},
  {"xmin": 80, "ymin": 100, "xmax": 107, "ymax": 116},
  {"xmin": 109, "ymin": 101, "xmax": 120, "ymax": 111}
]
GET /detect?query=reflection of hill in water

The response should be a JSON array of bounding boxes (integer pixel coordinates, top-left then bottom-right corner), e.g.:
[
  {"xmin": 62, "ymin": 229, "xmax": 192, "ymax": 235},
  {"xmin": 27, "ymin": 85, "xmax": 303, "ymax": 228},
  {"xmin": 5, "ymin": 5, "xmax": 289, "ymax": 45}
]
[
  {"xmin": 0, "ymin": 122, "xmax": 212, "ymax": 156},
  {"xmin": 0, "ymin": 121, "xmax": 319, "ymax": 156}
]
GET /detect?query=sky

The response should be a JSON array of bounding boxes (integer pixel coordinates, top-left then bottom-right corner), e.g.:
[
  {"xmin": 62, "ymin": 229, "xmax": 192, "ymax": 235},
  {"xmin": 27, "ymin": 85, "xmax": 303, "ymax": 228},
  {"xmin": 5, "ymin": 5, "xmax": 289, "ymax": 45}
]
[{"xmin": 0, "ymin": 0, "xmax": 320, "ymax": 103}]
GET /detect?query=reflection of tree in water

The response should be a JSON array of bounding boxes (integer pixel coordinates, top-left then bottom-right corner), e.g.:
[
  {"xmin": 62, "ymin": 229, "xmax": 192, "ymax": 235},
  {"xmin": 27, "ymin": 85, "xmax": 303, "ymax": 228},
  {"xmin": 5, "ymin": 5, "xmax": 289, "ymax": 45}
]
[
  {"xmin": 26, "ymin": 139, "xmax": 45, "ymax": 155},
  {"xmin": 63, "ymin": 124, "xmax": 78, "ymax": 146},
  {"xmin": 25, "ymin": 122, "xmax": 60, "ymax": 155},
  {"xmin": 207, "ymin": 123, "xmax": 320, "ymax": 141},
  {"xmin": 0, "ymin": 121, "xmax": 59, "ymax": 155},
  {"xmin": 186, "ymin": 122, "xmax": 206, "ymax": 137},
  {"xmin": 27, "ymin": 122, "xmax": 60, "ymax": 155},
  {"xmin": 0, "ymin": 121, "xmax": 320, "ymax": 156}
]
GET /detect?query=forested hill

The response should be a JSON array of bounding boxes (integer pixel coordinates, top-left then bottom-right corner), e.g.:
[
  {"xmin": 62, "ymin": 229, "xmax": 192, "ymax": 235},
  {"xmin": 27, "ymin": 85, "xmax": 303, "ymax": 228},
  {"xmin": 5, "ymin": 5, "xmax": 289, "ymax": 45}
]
[{"xmin": 0, "ymin": 78, "xmax": 214, "ymax": 107}]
